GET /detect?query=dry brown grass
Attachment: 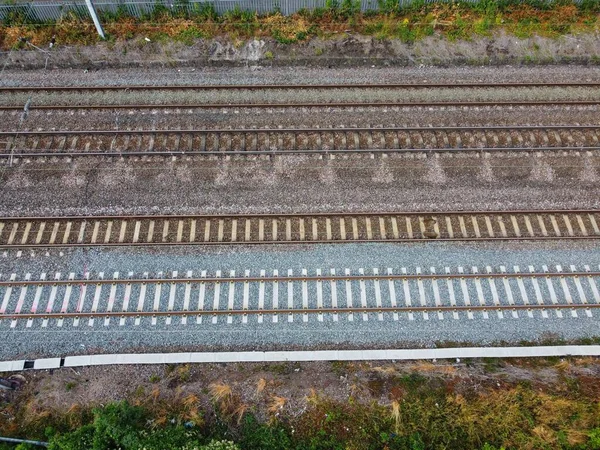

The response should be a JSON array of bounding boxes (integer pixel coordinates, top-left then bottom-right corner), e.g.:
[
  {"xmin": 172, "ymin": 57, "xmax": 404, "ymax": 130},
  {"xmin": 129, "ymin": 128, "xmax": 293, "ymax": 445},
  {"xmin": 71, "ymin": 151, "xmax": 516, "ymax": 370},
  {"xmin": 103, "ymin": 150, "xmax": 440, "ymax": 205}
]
[
  {"xmin": 268, "ymin": 395, "xmax": 287, "ymax": 414},
  {"xmin": 256, "ymin": 378, "xmax": 267, "ymax": 396},
  {"xmin": 232, "ymin": 402, "xmax": 249, "ymax": 424},
  {"xmin": 411, "ymin": 361, "xmax": 457, "ymax": 374},
  {"xmin": 209, "ymin": 382, "xmax": 232, "ymax": 404},
  {"xmin": 390, "ymin": 400, "xmax": 401, "ymax": 432}
]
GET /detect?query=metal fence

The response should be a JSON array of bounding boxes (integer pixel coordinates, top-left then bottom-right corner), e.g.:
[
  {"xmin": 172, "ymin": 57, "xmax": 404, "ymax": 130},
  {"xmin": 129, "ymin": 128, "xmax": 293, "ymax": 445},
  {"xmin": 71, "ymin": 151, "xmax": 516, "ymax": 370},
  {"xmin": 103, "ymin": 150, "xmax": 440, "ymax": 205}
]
[{"xmin": 1, "ymin": 0, "xmax": 400, "ymax": 22}]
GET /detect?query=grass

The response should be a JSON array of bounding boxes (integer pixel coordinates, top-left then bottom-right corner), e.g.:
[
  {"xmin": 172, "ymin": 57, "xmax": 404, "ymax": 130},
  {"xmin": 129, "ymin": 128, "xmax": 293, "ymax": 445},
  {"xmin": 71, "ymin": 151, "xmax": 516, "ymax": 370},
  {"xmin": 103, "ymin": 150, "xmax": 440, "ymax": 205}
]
[
  {"xmin": 1, "ymin": 0, "xmax": 599, "ymax": 51},
  {"xmin": 4, "ymin": 362, "xmax": 600, "ymax": 449}
]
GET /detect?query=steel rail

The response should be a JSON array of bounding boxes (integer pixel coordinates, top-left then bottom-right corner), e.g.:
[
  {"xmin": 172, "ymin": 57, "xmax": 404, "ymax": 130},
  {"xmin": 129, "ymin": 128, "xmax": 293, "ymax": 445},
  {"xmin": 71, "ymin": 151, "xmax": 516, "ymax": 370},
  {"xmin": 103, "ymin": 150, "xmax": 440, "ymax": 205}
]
[
  {"xmin": 2, "ymin": 100, "xmax": 600, "ymax": 110},
  {"xmin": 3, "ymin": 146, "xmax": 599, "ymax": 159},
  {"xmin": 0, "ymin": 303, "xmax": 597, "ymax": 320},
  {"xmin": 2, "ymin": 82, "xmax": 600, "ymax": 92},
  {"xmin": 1, "ymin": 208, "xmax": 596, "ymax": 221},
  {"xmin": 3, "ymin": 125, "xmax": 600, "ymax": 136},
  {"xmin": 2, "ymin": 236, "xmax": 597, "ymax": 249},
  {"xmin": 0, "ymin": 271, "xmax": 596, "ymax": 287}
]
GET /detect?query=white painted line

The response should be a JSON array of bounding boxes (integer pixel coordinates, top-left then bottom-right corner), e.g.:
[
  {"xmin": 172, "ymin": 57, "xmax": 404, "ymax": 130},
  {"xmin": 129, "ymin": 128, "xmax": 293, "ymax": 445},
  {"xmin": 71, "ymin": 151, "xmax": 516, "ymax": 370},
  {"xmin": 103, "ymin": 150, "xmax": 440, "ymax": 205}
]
[
  {"xmin": 151, "ymin": 272, "xmax": 163, "ymax": 326},
  {"xmin": 430, "ymin": 267, "xmax": 443, "ymax": 320},
  {"xmin": 135, "ymin": 272, "xmax": 148, "ymax": 326},
  {"xmin": 105, "ymin": 272, "xmax": 119, "ymax": 326},
  {"xmin": 471, "ymin": 267, "xmax": 488, "ymax": 319},
  {"xmin": 242, "ymin": 270, "xmax": 250, "ymax": 324},
  {"xmin": 445, "ymin": 267, "xmax": 459, "ymax": 320},
  {"xmin": 557, "ymin": 265, "xmax": 577, "ymax": 318},
  {"xmin": 584, "ymin": 265, "xmax": 600, "ymax": 304},
  {"xmin": 302, "ymin": 268, "xmax": 308, "ymax": 322},
  {"xmin": 11, "ymin": 273, "xmax": 30, "ymax": 328},
  {"xmin": 528, "ymin": 266, "xmax": 548, "ymax": 319},
  {"xmin": 43, "ymin": 273, "xmax": 60, "ymax": 328},
  {"xmin": 457, "ymin": 267, "xmax": 473, "ymax": 320},
  {"xmin": 345, "ymin": 268, "xmax": 353, "ymax": 322},
  {"xmin": 359, "ymin": 268, "xmax": 368, "ymax": 321},
  {"xmin": 228, "ymin": 270, "xmax": 237, "ymax": 324},
  {"xmin": 542, "ymin": 265, "xmax": 562, "ymax": 318},
  {"xmin": 316, "ymin": 269, "xmax": 324, "ymax": 322},
  {"xmin": 57, "ymin": 272, "xmax": 75, "ymax": 327},
  {"xmin": 182, "ymin": 270, "xmax": 192, "ymax": 325},
  {"xmin": 73, "ymin": 272, "xmax": 89, "ymax": 328},
  {"xmin": 415, "ymin": 267, "xmax": 428, "ymax": 320},
  {"xmin": 287, "ymin": 269, "xmax": 294, "ymax": 323},
  {"xmin": 258, "ymin": 270, "xmax": 265, "ymax": 324},
  {"xmin": 387, "ymin": 268, "xmax": 398, "ymax": 321},
  {"xmin": 373, "ymin": 268, "xmax": 383, "ymax": 321},
  {"xmin": 330, "ymin": 269, "xmax": 338, "ymax": 322},
  {"xmin": 571, "ymin": 265, "xmax": 591, "ymax": 318},
  {"xmin": 401, "ymin": 268, "xmax": 414, "ymax": 321},
  {"xmin": 272, "ymin": 269, "xmax": 279, "ymax": 323},
  {"xmin": 0, "ymin": 273, "xmax": 16, "ymax": 316},
  {"xmin": 513, "ymin": 266, "xmax": 533, "ymax": 318},
  {"xmin": 212, "ymin": 270, "xmax": 221, "ymax": 324},
  {"xmin": 197, "ymin": 270, "xmax": 206, "ymax": 324},
  {"xmin": 486, "ymin": 266, "xmax": 503, "ymax": 319}
]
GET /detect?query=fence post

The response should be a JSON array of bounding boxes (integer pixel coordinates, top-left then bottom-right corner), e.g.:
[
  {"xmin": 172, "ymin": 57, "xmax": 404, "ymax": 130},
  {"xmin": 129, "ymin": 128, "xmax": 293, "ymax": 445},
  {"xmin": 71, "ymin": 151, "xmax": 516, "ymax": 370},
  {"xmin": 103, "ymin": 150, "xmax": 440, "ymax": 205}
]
[{"xmin": 84, "ymin": 0, "xmax": 106, "ymax": 39}]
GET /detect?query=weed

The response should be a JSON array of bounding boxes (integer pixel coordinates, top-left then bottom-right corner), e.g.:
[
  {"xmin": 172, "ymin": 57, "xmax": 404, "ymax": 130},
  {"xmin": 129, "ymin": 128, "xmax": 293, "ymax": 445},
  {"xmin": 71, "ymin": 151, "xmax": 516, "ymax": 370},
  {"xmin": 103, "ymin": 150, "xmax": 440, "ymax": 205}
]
[
  {"xmin": 3, "ymin": 0, "xmax": 600, "ymax": 51},
  {"xmin": 176, "ymin": 364, "xmax": 191, "ymax": 382},
  {"xmin": 209, "ymin": 382, "xmax": 233, "ymax": 404},
  {"xmin": 483, "ymin": 358, "xmax": 503, "ymax": 373},
  {"xmin": 256, "ymin": 378, "xmax": 267, "ymax": 395},
  {"xmin": 65, "ymin": 382, "xmax": 77, "ymax": 391},
  {"xmin": 267, "ymin": 395, "xmax": 287, "ymax": 414},
  {"xmin": 133, "ymin": 386, "xmax": 145, "ymax": 397},
  {"xmin": 264, "ymin": 50, "xmax": 274, "ymax": 59},
  {"xmin": 149, "ymin": 374, "xmax": 161, "ymax": 383},
  {"xmin": 330, "ymin": 360, "xmax": 351, "ymax": 376}
]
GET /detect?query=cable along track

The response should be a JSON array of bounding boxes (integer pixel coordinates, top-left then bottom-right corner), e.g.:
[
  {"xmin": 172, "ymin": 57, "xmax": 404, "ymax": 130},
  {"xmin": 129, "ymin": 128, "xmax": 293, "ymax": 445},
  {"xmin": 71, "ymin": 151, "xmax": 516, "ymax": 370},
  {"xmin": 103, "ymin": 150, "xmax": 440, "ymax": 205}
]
[
  {"xmin": 2, "ymin": 125, "xmax": 600, "ymax": 157},
  {"xmin": 0, "ymin": 210, "xmax": 598, "ymax": 248},
  {"xmin": 0, "ymin": 266, "xmax": 599, "ymax": 327}
]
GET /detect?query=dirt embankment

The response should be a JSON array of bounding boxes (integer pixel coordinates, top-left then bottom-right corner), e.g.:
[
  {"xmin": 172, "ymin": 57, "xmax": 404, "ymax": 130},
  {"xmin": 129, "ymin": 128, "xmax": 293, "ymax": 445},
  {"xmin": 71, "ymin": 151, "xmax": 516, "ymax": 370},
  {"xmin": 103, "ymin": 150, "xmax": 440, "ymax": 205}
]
[{"xmin": 3, "ymin": 31, "xmax": 600, "ymax": 70}]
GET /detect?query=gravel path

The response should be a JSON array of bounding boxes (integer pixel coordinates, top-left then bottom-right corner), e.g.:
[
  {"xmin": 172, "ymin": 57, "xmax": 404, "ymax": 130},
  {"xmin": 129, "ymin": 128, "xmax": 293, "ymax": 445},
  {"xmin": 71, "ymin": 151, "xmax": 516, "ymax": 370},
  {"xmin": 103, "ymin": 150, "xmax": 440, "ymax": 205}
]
[
  {"xmin": 0, "ymin": 153, "xmax": 598, "ymax": 216},
  {"xmin": 2, "ymin": 65, "xmax": 600, "ymax": 87}
]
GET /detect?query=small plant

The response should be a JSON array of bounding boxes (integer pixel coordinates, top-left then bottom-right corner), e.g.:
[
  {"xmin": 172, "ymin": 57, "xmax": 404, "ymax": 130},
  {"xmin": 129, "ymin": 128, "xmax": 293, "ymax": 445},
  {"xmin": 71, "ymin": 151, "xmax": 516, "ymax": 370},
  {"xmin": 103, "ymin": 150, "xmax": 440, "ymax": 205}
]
[
  {"xmin": 65, "ymin": 382, "xmax": 77, "ymax": 391},
  {"xmin": 256, "ymin": 378, "xmax": 267, "ymax": 396},
  {"xmin": 314, "ymin": 47, "xmax": 324, "ymax": 56},
  {"xmin": 264, "ymin": 50, "xmax": 274, "ymax": 59},
  {"xmin": 267, "ymin": 395, "xmax": 287, "ymax": 414},
  {"xmin": 209, "ymin": 382, "xmax": 233, "ymax": 404},
  {"xmin": 149, "ymin": 374, "xmax": 161, "ymax": 383},
  {"xmin": 177, "ymin": 364, "xmax": 191, "ymax": 382}
]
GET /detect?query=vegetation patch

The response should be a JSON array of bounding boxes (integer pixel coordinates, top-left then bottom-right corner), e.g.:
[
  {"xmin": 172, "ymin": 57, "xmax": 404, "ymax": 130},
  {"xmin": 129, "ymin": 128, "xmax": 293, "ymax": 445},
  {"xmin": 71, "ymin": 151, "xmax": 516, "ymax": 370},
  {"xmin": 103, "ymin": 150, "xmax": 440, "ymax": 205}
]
[
  {"xmin": 1, "ymin": 357, "xmax": 600, "ymax": 449},
  {"xmin": 1, "ymin": 0, "xmax": 599, "ymax": 50}
]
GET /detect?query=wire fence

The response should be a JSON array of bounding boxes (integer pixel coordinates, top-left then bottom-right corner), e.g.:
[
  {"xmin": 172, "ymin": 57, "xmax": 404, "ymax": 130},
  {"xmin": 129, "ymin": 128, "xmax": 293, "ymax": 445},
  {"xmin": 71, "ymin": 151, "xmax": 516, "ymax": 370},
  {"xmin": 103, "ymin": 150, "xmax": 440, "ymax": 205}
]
[{"xmin": 1, "ymin": 0, "xmax": 441, "ymax": 23}]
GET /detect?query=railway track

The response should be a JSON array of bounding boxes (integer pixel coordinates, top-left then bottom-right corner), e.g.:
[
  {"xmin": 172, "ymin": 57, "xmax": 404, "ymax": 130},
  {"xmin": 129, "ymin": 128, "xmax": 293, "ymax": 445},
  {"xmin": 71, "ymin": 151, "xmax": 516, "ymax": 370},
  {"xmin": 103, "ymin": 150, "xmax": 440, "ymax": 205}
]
[
  {"xmin": 2, "ymin": 82, "xmax": 600, "ymax": 110},
  {"xmin": 2, "ymin": 125, "xmax": 600, "ymax": 157},
  {"xmin": 3, "ymin": 101, "xmax": 600, "ymax": 110},
  {"xmin": 3, "ymin": 82, "xmax": 600, "ymax": 93},
  {"xmin": 0, "ymin": 210, "xmax": 598, "ymax": 248},
  {"xmin": 0, "ymin": 265, "xmax": 598, "ymax": 327}
]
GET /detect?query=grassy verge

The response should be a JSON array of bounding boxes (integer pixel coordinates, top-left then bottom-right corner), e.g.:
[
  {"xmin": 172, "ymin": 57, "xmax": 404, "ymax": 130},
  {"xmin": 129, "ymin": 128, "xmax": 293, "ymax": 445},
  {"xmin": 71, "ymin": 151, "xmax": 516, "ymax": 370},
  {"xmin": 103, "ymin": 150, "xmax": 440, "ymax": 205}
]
[
  {"xmin": 1, "ymin": 0, "xmax": 599, "ymax": 51},
  {"xmin": 1, "ymin": 357, "xmax": 600, "ymax": 449}
]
